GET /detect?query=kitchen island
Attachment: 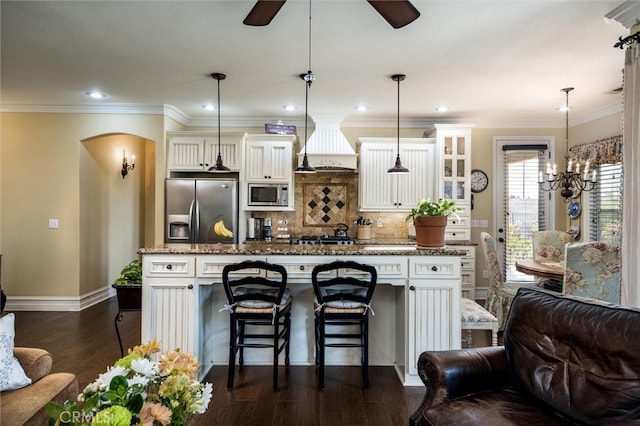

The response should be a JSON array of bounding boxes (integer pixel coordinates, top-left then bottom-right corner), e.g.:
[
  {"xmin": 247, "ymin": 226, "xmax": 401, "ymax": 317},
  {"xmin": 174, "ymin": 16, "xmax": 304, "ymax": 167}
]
[{"xmin": 138, "ymin": 243, "xmax": 466, "ymax": 385}]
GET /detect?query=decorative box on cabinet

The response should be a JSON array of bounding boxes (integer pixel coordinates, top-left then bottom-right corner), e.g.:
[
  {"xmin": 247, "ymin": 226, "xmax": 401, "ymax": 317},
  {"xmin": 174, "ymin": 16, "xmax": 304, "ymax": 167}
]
[
  {"xmin": 357, "ymin": 138, "xmax": 437, "ymax": 211},
  {"xmin": 166, "ymin": 132, "xmax": 242, "ymax": 172}
]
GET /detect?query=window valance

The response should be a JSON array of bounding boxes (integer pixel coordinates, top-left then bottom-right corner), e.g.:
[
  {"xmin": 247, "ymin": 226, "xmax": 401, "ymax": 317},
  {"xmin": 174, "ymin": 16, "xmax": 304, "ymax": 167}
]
[{"xmin": 569, "ymin": 135, "xmax": 622, "ymax": 166}]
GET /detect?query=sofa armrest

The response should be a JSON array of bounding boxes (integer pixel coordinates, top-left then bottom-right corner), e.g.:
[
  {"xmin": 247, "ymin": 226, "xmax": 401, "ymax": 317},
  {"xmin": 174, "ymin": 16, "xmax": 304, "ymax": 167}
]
[
  {"xmin": 409, "ymin": 346, "xmax": 510, "ymax": 426},
  {"xmin": 13, "ymin": 347, "xmax": 52, "ymax": 383}
]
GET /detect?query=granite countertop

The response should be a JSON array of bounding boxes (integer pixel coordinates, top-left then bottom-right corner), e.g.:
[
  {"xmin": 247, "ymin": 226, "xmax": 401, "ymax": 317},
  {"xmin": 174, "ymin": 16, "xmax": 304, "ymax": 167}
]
[{"xmin": 138, "ymin": 242, "xmax": 467, "ymax": 256}]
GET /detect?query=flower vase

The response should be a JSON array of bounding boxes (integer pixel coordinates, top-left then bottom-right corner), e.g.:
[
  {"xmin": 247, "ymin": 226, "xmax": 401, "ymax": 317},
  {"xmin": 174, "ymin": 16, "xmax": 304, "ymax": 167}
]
[{"xmin": 413, "ymin": 216, "xmax": 448, "ymax": 248}]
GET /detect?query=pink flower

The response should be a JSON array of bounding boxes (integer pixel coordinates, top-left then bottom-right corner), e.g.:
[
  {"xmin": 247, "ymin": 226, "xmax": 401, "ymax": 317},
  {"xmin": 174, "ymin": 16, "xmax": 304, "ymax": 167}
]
[{"xmin": 138, "ymin": 401, "xmax": 172, "ymax": 426}]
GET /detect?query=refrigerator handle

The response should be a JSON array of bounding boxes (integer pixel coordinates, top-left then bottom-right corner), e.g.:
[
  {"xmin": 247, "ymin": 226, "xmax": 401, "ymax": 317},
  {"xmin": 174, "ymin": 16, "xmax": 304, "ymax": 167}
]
[
  {"xmin": 188, "ymin": 200, "xmax": 196, "ymax": 243},
  {"xmin": 194, "ymin": 200, "xmax": 200, "ymax": 242}
]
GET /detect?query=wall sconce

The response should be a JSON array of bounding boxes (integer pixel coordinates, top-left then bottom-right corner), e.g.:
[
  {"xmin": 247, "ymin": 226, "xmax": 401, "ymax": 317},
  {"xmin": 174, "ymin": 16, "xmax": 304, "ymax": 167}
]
[{"xmin": 121, "ymin": 151, "xmax": 135, "ymax": 179}]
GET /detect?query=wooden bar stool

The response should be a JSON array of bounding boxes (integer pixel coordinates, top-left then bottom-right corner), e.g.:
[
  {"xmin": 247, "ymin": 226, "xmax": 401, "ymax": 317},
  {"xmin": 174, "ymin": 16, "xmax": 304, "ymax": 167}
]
[
  {"xmin": 312, "ymin": 260, "xmax": 377, "ymax": 390},
  {"xmin": 222, "ymin": 260, "xmax": 292, "ymax": 391}
]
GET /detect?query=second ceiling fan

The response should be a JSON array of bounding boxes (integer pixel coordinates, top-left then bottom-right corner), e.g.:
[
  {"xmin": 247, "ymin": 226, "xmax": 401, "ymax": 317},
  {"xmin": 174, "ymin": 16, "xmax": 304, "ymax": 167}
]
[{"xmin": 243, "ymin": 0, "xmax": 421, "ymax": 29}]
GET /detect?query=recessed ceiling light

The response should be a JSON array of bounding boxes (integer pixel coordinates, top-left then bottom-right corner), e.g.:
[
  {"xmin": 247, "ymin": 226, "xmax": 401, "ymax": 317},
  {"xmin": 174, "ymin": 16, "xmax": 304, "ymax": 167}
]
[
  {"xmin": 203, "ymin": 104, "xmax": 216, "ymax": 111},
  {"xmin": 436, "ymin": 106, "xmax": 449, "ymax": 113},
  {"xmin": 355, "ymin": 105, "xmax": 368, "ymax": 112},
  {"xmin": 86, "ymin": 91, "xmax": 107, "ymax": 99},
  {"xmin": 283, "ymin": 105, "xmax": 296, "ymax": 112}
]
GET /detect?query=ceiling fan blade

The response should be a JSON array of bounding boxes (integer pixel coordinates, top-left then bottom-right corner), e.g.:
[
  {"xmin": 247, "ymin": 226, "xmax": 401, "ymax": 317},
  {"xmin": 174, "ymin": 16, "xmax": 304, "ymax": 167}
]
[
  {"xmin": 367, "ymin": 0, "xmax": 420, "ymax": 29},
  {"xmin": 243, "ymin": 0, "xmax": 287, "ymax": 26}
]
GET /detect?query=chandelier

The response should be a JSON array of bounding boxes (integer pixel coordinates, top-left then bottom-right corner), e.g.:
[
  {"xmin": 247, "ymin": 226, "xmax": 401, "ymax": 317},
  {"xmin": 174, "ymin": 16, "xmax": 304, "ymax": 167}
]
[{"xmin": 538, "ymin": 87, "xmax": 596, "ymax": 201}]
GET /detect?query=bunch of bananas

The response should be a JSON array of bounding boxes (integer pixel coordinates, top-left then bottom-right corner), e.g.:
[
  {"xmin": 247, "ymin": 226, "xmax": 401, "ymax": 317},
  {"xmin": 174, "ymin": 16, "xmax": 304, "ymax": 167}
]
[{"xmin": 213, "ymin": 219, "xmax": 233, "ymax": 238}]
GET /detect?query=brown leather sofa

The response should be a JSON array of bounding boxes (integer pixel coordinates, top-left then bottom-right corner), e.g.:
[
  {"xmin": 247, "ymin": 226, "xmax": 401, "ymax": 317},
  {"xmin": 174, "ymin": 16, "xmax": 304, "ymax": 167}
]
[
  {"xmin": 0, "ymin": 347, "xmax": 78, "ymax": 426},
  {"xmin": 410, "ymin": 287, "xmax": 640, "ymax": 425}
]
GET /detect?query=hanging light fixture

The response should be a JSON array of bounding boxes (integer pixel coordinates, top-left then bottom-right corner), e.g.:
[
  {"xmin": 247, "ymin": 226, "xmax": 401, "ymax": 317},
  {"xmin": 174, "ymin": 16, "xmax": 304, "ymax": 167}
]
[
  {"xmin": 387, "ymin": 74, "xmax": 409, "ymax": 174},
  {"xmin": 294, "ymin": 0, "xmax": 316, "ymax": 174},
  {"xmin": 208, "ymin": 72, "xmax": 230, "ymax": 173},
  {"xmin": 539, "ymin": 87, "xmax": 596, "ymax": 201}
]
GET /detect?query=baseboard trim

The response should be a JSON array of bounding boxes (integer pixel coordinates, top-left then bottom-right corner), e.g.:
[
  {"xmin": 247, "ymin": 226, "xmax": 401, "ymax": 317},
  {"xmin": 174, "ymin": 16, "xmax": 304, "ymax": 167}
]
[{"xmin": 4, "ymin": 285, "xmax": 116, "ymax": 312}]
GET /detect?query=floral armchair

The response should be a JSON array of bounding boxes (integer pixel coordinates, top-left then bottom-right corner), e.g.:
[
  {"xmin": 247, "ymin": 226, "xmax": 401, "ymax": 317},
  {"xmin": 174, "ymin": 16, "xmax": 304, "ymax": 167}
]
[
  {"xmin": 480, "ymin": 232, "xmax": 533, "ymax": 331},
  {"xmin": 563, "ymin": 241, "xmax": 621, "ymax": 304},
  {"xmin": 531, "ymin": 230, "xmax": 573, "ymax": 290}
]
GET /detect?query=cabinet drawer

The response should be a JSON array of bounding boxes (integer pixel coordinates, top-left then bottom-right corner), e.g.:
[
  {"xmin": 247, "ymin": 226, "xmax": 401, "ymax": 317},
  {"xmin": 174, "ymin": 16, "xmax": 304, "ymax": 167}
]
[
  {"xmin": 265, "ymin": 256, "xmax": 336, "ymax": 281},
  {"xmin": 143, "ymin": 257, "xmax": 194, "ymax": 277},
  {"xmin": 196, "ymin": 255, "xmax": 265, "ymax": 278},
  {"xmin": 444, "ymin": 229, "xmax": 471, "ymax": 240},
  {"xmin": 461, "ymin": 258, "xmax": 475, "ymax": 270},
  {"xmin": 447, "ymin": 216, "xmax": 470, "ymax": 228},
  {"xmin": 409, "ymin": 257, "xmax": 461, "ymax": 279},
  {"xmin": 339, "ymin": 256, "xmax": 408, "ymax": 281}
]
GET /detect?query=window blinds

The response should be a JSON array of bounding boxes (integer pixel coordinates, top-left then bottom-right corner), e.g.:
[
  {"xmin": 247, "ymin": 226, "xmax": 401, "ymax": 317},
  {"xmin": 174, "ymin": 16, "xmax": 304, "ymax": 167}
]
[{"xmin": 589, "ymin": 162, "xmax": 622, "ymax": 244}]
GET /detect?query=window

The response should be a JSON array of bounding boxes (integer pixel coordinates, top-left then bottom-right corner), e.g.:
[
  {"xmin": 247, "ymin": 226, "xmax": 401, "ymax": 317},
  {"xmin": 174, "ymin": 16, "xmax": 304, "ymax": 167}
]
[
  {"xmin": 589, "ymin": 162, "xmax": 622, "ymax": 244},
  {"xmin": 494, "ymin": 137, "xmax": 554, "ymax": 283}
]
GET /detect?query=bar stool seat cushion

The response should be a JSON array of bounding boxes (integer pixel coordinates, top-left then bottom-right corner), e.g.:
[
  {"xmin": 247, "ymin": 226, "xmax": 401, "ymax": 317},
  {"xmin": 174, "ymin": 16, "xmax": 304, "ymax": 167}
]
[
  {"xmin": 317, "ymin": 288, "xmax": 368, "ymax": 310},
  {"xmin": 233, "ymin": 287, "xmax": 292, "ymax": 310},
  {"xmin": 461, "ymin": 298, "xmax": 498, "ymax": 322}
]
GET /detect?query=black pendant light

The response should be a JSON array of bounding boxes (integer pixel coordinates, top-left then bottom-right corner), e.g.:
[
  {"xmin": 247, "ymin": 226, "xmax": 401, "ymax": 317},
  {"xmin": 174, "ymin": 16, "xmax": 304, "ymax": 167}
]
[
  {"xmin": 387, "ymin": 74, "xmax": 409, "ymax": 174},
  {"xmin": 294, "ymin": 0, "xmax": 316, "ymax": 174},
  {"xmin": 208, "ymin": 72, "xmax": 230, "ymax": 173}
]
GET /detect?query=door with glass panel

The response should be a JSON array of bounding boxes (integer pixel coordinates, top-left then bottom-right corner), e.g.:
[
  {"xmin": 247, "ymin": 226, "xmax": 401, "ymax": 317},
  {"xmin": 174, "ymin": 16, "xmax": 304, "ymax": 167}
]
[{"xmin": 493, "ymin": 137, "xmax": 554, "ymax": 283}]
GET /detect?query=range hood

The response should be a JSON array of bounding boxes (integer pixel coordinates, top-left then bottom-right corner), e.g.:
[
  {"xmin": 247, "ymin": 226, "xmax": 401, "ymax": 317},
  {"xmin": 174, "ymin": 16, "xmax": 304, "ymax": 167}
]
[{"xmin": 297, "ymin": 115, "xmax": 357, "ymax": 171}]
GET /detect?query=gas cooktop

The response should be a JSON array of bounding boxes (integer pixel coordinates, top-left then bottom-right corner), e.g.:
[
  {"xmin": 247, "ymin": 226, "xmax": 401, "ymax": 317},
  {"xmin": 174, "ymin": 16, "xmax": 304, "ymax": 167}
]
[{"xmin": 297, "ymin": 235, "xmax": 356, "ymax": 245}]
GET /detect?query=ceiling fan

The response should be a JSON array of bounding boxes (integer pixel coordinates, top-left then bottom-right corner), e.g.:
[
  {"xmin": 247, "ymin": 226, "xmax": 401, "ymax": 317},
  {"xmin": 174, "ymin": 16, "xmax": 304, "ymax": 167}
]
[{"xmin": 243, "ymin": 0, "xmax": 420, "ymax": 29}]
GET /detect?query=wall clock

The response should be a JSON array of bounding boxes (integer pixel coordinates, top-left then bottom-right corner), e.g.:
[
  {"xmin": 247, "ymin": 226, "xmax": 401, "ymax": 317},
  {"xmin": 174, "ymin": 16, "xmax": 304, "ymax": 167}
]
[{"xmin": 470, "ymin": 169, "xmax": 489, "ymax": 193}]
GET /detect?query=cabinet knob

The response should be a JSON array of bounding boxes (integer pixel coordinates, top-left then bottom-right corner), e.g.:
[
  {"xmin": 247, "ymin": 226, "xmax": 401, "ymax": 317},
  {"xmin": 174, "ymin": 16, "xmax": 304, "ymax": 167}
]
[
  {"xmin": 299, "ymin": 265, "xmax": 305, "ymax": 271},
  {"xmin": 409, "ymin": 285, "xmax": 416, "ymax": 291},
  {"xmin": 166, "ymin": 264, "xmax": 173, "ymax": 270},
  {"xmin": 431, "ymin": 266, "xmax": 438, "ymax": 272},
  {"xmin": 187, "ymin": 284, "xmax": 193, "ymax": 289}
]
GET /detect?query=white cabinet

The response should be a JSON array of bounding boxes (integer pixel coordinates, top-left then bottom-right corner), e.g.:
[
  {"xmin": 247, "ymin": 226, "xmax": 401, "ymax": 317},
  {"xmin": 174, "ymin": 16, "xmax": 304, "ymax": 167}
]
[
  {"xmin": 405, "ymin": 256, "xmax": 461, "ymax": 385},
  {"xmin": 243, "ymin": 134, "xmax": 295, "ymax": 183},
  {"xmin": 357, "ymin": 138, "xmax": 437, "ymax": 211},
  {"xmin": 457, "ymin": 246, "xmax": 476, "ymax": 300},
  {"xmin": 167, "ymin": 132, "xmax": 242, "ymax": 172}
]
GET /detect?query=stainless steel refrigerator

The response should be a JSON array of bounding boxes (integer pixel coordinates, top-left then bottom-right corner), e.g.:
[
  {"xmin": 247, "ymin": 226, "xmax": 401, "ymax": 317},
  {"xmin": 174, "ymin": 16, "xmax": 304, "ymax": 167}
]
[{"xmin": 165, "ymin": 178, "xmax": 238, "ymax": 244}]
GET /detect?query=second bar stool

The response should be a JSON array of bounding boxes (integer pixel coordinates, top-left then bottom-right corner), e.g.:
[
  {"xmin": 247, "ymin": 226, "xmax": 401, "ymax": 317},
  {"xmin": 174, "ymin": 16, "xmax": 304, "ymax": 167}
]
[
  {"xmin": 222, "ymin": 260, "xmax": 292, "ymax": 391},
  {"xmin": 312, "ymin": 260, "xmax": 377, "ymax": 390}
]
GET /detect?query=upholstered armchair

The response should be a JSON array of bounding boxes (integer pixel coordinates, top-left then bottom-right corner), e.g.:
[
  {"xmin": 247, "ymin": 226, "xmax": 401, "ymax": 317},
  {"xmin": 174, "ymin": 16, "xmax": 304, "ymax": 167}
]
[
  {"xmin": 563, "ymin": 241, "xmax": 621, "ymax": 304},
  {"xmin": 531, "ymin": 230, "xmax": 573, "ymax": 290}
]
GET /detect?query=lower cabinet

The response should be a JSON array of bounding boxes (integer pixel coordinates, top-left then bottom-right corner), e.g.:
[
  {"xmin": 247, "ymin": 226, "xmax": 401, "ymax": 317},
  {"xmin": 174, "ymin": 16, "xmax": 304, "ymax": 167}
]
[{"xmin": 141, "ymin": 254, "xmax": 462, "ymax": 385}]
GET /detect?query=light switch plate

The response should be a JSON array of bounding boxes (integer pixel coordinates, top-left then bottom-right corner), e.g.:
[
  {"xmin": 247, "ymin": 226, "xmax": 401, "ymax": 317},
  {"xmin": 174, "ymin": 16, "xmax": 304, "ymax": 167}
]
[
  {"xmin": 480, "ymin": 219, "xmax": 489, "ymax": 228},
  {"xmin": 48, "ymin": 219, "xmax": 59, "ymax": 229},
  {"xmin": 470, "ymin": 220, "xmax": 480, "ymax": 228}
]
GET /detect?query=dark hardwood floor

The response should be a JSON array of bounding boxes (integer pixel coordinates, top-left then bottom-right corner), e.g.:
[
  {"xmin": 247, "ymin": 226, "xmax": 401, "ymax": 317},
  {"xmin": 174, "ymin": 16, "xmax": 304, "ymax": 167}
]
[{"xmin": 12, "ymin": 297, "xmax": 425, "ymax": 425}]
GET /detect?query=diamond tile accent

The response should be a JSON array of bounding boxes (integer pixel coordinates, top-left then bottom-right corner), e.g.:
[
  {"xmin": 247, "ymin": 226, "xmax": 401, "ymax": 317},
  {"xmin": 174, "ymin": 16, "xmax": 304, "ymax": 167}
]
[{"xmin": 303, "ymin": 184, "xmax": 348, "ymax": 226}]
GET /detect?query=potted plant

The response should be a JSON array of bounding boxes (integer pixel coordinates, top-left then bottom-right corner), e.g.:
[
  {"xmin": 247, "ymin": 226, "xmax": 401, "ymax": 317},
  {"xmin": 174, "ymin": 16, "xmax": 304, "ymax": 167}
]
[
  {"xmin": 406, "ymin": 199, "xmax": 461, "ymax": 247},
  {"xmin": 112, "ymin": 259, "xmax": 142, "ymax": 310}
]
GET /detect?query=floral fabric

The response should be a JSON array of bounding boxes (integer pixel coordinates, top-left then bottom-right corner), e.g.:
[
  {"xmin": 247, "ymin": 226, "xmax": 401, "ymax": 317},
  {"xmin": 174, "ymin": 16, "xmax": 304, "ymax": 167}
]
[
  {"xmin": 480, "ymin": 232, "xmax": 531, "ymax": 331},
  {"xmin": 563, "ymin": 242, "xmax": 621, "ymax": 304},
  {"xmin": 532, "ymin": 230, "xmax": 573, "ymax": 263},
  {"xmin": 569, "ymin": 135, "xmax": 622, "ymax": 167}
]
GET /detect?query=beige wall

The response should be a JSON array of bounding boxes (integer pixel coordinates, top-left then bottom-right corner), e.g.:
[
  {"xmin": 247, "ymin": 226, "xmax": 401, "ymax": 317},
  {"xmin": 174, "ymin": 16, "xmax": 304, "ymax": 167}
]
[{"xmin": 1, "ymin": 112, "xmax": 164, "ymax": 299}]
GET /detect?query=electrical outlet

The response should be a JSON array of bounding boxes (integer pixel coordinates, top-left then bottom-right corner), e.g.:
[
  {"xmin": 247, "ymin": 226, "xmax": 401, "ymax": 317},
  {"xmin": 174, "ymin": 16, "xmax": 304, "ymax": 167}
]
[
  {"xmin": 48, "ymin": 218, "xmax": 59, "ymax": 229},
  {"xmin": 376, "ymin": 217, "xmax": 383, "ymax": 228},
  {"xmin": 470, "ymin": 220, "xmax": 480, "ymax": 228},
  {"xmin": 483, "ymin": 270, "xmax": 489, "ymax": 279}
]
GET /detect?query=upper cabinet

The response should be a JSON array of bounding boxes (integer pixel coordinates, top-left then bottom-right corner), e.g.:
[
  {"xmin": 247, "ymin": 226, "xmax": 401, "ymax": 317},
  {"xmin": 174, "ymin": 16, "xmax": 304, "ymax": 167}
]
[
  {"xmin": 167, "ymin": 132, "xmax": 242, "ymax": 172},
  {"xmin": 428, "ymin": 124, "xmax": 473, "ymax": 241},
  {"xmin": 243, "ymin": 134, "xmax": 295, "ymax": 183},
  {"xmin": 357, "ymin": 138, "xmax": 437, "ymax": 211}
]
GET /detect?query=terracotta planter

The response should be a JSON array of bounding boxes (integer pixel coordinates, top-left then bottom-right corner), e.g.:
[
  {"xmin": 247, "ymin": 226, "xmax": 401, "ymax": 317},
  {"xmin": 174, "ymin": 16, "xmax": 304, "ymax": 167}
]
[{"xmin": 413, "ymin": 216, "xmax": 448, "ymax": 248}]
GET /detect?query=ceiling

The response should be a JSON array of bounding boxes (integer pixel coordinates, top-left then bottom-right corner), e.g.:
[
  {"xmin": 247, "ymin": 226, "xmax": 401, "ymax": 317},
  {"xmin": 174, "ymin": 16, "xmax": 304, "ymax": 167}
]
[{"xmin": 0, "ymin": 0, "xmax": 634, "ymax": 129}]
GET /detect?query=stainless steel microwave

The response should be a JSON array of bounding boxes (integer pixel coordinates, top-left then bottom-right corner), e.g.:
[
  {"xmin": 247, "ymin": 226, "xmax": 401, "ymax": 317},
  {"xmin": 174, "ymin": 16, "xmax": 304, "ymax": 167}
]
[{"xmin": 248, "ymin": 183, "xmax": 289, "ymax": 207}]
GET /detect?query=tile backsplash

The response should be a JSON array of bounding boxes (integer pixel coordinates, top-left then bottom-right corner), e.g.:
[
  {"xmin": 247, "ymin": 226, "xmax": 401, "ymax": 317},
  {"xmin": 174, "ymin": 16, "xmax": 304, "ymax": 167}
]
[{"xmin": 253, "ymin": 172, "xmax": 410, "ymax": 240}]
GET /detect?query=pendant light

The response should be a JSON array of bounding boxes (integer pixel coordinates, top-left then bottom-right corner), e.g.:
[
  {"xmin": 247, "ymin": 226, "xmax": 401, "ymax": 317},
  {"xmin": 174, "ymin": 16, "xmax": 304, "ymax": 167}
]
[
  {"xmin": 387, "ymin": 74, "xmax": 409, "ymax": 174},
  {"xmin": 208, "ymin": 72, "xmax": 230, "ymax": 173},
  {"xmin": 295, "ymin": 0, "xmax": 316, "ymax": 173}
]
